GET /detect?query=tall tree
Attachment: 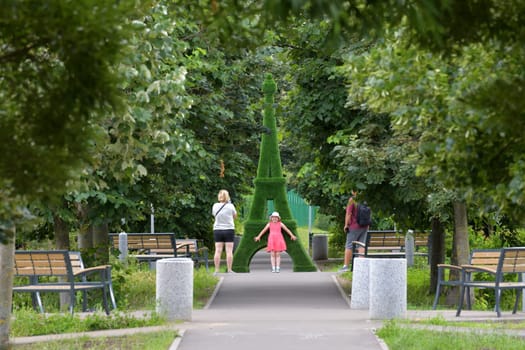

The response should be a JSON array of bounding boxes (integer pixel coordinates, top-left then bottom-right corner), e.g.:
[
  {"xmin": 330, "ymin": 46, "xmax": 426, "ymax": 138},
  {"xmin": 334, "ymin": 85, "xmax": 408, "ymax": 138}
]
[{"xmin": 0, "ymin": 1, "xmax": 148, "ymax": 346}]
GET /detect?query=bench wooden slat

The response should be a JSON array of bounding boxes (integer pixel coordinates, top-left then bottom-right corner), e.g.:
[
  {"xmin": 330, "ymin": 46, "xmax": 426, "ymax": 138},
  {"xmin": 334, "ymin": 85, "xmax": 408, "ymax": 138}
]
[
  {"xmin": 13, "ymin": 250, "xmax": 112, "ymax": 315},
  {"xmin": 109, "ymin": 233, "xmax": 209, "ymax": 271},
  {"xmin": 365, "ymin": 253, "xmax": 406, "ymax": 257}
]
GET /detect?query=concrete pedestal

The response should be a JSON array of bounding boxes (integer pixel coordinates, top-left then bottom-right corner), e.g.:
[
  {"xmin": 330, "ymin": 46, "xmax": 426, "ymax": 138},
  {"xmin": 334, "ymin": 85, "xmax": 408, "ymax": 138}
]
[
  {"xmin": 369, "ymin": 258, "xmax": 406, "ymax": 319},
  {"xmin": 156, "ymin": 258, "xmax": 193, "ymax": 321},
  {"xmin": 118, "ymin": 232, "xmax": 128, "ymax": 264},
  {"xmin": 350, "ymin": 258, "xmax": 370, "ymax": 309},
  {"xmin": 312, "ymin": 234, "xmax": 328, "ymax": 260},
  {"xmin": 405, "ymin": 230, "xmax": 414, "ymax": 267}
]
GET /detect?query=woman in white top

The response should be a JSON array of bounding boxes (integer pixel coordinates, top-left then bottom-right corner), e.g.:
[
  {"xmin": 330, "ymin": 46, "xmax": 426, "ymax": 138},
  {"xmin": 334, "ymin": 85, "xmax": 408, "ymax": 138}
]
[{"xmin": 212, "ymin": 189, "xmax": 237, "ymax": 274}]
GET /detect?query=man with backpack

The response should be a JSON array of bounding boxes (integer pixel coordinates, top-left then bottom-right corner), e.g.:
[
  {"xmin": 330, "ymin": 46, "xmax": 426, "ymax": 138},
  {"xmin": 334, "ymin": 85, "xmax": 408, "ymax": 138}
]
[{"xmin": 339, "ymin": 190, "xmax": 371, "ymax": 272}]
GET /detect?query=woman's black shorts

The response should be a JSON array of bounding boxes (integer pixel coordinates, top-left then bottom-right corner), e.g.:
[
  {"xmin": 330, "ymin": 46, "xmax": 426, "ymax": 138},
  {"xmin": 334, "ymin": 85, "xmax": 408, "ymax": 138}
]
[{"xmin": 213, "ymin": 229, "xmax": 235, "ymax": 243}]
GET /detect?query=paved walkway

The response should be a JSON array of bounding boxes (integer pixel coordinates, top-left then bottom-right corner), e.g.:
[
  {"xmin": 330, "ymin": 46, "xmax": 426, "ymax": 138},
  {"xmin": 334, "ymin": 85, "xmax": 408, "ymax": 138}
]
[{"xmin": 175, "ymin": 252, "xmax": 386, "ymax": 350}]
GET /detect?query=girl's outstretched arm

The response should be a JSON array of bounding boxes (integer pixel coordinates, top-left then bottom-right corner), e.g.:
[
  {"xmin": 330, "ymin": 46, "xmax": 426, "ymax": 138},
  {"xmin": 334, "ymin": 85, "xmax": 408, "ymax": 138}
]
[
  {"xmin": 254, "ymin": 223, "xmax": 270, "ymax": 241},
  {"xmin": 281, "ymin": 223, "xmax": 297, "ymax": 241}
]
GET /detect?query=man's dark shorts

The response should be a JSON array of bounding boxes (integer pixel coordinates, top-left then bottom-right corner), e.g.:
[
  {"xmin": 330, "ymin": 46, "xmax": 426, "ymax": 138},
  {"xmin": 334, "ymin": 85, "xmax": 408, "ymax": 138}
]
[
  {"xmin": 345, "ymin": 228, "xmax": 368, "ymax": 249},
  {"xmin": 214, "ymin": 229, "xmax": 235, "ymax": 243}
]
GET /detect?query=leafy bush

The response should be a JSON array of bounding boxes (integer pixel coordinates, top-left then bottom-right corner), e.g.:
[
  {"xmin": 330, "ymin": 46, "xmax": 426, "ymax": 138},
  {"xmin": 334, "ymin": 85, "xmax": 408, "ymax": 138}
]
[
  {"xmin": 112, "ymin": 260, "xmax": 157, "ymax": 310},
  {"xmin": 407, "ymin": 265, "xmax": 434, "ymax": 308},
  {"xmin": 314, "ymin": 213, "xmax": 333, "ymax": 231}
]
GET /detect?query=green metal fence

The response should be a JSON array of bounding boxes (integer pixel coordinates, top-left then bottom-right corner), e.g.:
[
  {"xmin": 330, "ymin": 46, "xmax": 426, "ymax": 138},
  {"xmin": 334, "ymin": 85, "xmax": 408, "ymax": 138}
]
[{"xmin": 248, "ymin": 190, "xmax": 318, "ymax": 227}]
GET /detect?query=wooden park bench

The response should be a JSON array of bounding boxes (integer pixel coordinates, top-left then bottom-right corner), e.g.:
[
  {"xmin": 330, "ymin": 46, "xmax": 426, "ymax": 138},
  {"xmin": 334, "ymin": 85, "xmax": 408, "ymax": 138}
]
[
  {"xmin": 456, "ymin": 247, "xmax": 525, "ymax": 317},
  {"xmin": 13, "ymin": 250, "xmax": 112, "ymax": 314},
  {"xmin": 432, "ymin": 248, "xmax": 501, "ymax": 310},
  {"xmin": 351, "ymin": 230, "xmax": 405, "ymax": 270},
  {"xmin": 109, "ymin": 232, "xmax": 209, "ymax": 271},
  {"xmin": 351, "ymin": 230, "xmax": 430, "ymax": 270}
]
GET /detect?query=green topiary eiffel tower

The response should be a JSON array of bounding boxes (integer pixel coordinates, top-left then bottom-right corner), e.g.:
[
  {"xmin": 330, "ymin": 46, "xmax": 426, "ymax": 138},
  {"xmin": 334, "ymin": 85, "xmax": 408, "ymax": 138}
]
[{"xmin": 232, "ymin": 74, "xmax": 316, "ymax": 272}]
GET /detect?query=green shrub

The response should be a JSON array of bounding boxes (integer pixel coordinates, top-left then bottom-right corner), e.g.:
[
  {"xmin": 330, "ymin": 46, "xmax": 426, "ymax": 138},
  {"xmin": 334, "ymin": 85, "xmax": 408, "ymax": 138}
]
[
  {"xmin": 328, "ymin": 223, "xmax": 345, "ymax": 253},
  {"xmin": 114, "ymin": 263, "xmax": 157, "ymax": 310},
  {"xmin": 314, "ymin": 213, "xmax": 333, "ymax": 231},
  {"xmin": 407, "ymin": 265, "xmax": 434, "ymax": 308}
]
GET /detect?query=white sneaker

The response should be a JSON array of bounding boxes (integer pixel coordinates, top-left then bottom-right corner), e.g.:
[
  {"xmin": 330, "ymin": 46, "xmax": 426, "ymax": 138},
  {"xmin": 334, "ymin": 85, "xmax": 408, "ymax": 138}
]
[
  {"xmin": 339, "ymin": 266, "xmax": 349, "ymax": 272},
  {"xmin": 276, "ymin": 267, "xmax": 280, "ymax": 273},
  {"xmin": 271, "ymin": 267, "xmax": 276, "ymax": 273}
]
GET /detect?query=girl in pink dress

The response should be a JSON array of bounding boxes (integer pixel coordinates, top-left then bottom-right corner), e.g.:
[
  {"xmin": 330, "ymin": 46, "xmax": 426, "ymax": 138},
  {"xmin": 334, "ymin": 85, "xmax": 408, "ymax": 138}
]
[{"xmin": 254, "ymin": 212, "xmax": 297, "ymax": 273}]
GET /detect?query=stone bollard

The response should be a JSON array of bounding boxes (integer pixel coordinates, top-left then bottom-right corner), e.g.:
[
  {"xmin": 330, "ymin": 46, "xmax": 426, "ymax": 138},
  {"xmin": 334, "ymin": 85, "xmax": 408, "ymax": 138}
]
[
  {"xmin": 312, "ymin": 234, "xmax": 328, "ymax": 260},
  {"xmin": 156, "ymin": 258, "xmax": 193, "ymax": 321},
  {"xmin": 118, "ymin": 232, "xmax": 128, "ymax": 265},
  {"xmin": 350, "ymin": 258, "xmax": 370, "ymax": 309},
  {"xmin": 405, "ymin": 230, "xmax": 415, "ymax": 267},
  {"xmin": 369, "ymin": 258, "xmax": 406, "ymax": 319}
]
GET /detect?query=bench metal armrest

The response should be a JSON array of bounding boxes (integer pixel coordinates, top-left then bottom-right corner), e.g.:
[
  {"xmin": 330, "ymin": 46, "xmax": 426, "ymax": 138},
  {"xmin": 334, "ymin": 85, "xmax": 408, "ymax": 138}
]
[
  {"xmin": 460, "ymin": 264, "xmax": 497, "ymax": 275},
  {"xmin": 73, "ymin": 265, "xmax": 111, "ymax": 280},
  {"xmin": 437, "ymin": 264, "xmax": 463, "ymax": 272},
  {"xmin": 352, "ymin": 241, "xmax": 365, "ymax": 248}
]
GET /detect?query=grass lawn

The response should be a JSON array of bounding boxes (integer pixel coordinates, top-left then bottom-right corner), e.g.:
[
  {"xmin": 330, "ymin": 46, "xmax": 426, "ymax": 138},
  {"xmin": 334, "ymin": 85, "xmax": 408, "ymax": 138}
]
[
  {"xmin": 13, "ymin": 330, "xmax": 177, "ymax": 350},
  {"xmin": 378, "ymin": 320, "xmax": 525, "ymax": 350}
]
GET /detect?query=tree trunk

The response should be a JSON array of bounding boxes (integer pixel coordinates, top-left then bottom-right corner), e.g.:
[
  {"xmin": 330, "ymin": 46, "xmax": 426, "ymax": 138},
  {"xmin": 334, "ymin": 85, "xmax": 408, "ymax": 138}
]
[
  {"xmin": 78, "ymin": 224, "xmax": 93, "ymax": 251},
  {"xmin": 77, "ymin": 203, "xmax": 93, "ymax": 250},
  {"xmin": 452, "ymin": 201, "xmax": 470, "ymax": 265},
  {"xmin": 93, "ymin": 222, "xmax": 109, "ymax": 265},
  {"xmin": 446, "ymin": 201, "xmax": 470, "ymax": 305},
  {"xmin": 0, "ymin": 225, "xmax": 15, "ymax": 350},
  {"xmin": 54, "ymin": 213, "xmax": 70, "ymax": 250},
  {"xmin": 54, "ymin": 213, "xmax": 71, "ymax": 311},
  {"xmin": 429, "ymin": 217, "xmax": 445, "ymax": 293}
]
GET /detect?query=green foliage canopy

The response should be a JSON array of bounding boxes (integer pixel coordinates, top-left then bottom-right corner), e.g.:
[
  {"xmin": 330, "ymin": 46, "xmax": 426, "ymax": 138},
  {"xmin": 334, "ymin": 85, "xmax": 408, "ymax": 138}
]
[
  {"xmin": 0, "ymin": 0, "xmax": 149, "ymax": 243},
  {"xmin": 0, "ymin": 0, "xmax": 145, "ymax": 200}
]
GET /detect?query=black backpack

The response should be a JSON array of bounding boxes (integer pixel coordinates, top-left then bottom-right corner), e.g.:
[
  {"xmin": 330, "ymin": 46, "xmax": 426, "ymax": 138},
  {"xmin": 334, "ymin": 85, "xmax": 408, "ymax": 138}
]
[{"xmin": 356, "ymin": 202, "xmax": 372, "ymax": 226}]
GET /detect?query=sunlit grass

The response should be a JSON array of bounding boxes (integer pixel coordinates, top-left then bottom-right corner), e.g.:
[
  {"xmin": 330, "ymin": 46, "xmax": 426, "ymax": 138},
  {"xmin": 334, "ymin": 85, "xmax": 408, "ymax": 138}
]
[
  {"xmin": 377, "ymin": 320, "xmax": 525, "ymax": 350},
  {"xmin": 403, "ymin": 315, "xmax": 525, "ymax": 330},
  {"xmin": 13, "ymin": 330, "xmax": 177, "ymax": 350},
  {"xmin": 11, "ymin": 309, "xmax": 166, "ymax": 337}
]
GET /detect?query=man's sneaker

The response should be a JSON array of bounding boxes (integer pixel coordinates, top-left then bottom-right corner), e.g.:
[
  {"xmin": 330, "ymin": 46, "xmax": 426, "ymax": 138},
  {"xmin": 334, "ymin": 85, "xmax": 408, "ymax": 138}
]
[{"xmin": 339, "ymin": 265, "xmax": 349, "ymax": 272}]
